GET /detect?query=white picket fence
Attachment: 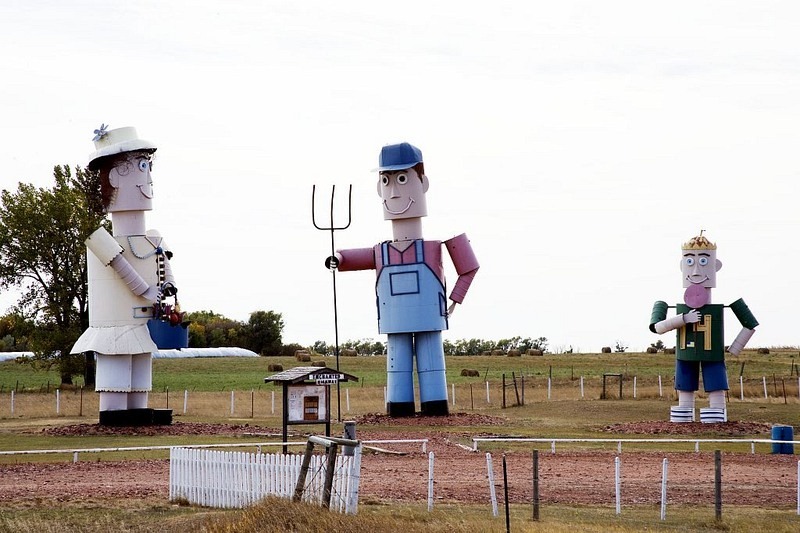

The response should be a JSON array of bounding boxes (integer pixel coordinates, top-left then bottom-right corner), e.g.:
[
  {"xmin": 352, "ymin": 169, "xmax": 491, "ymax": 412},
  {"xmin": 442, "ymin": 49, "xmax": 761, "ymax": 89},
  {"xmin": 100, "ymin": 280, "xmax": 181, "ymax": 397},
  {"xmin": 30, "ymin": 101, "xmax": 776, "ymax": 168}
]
[{"xmin": 169, "ymin": 446, "xmax": 362, "ymax": 513}]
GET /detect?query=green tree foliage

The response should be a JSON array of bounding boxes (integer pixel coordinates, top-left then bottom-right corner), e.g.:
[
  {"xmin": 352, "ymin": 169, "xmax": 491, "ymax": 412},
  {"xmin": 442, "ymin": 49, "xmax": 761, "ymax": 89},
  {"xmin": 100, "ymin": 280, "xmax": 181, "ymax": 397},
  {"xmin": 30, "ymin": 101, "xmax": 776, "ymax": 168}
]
[
  {"xmin": 311, "ymin": 336, "xmax": 550, "ymax": 356},
  {"xmin": 649, "ymin": 339, "xmax": 666, "ymax": 352},
  {"xmin": 312, "ymin": 340, "xmax": 330, "ymax": 355},
  {"xmin": 184, "ymin": 310, "xmax": 243, "ymax": 348},
  {"xmin": 339, "ymin": 338, "xmax": 385, "ymax": 356},
  {"xmin": 0, "ymin": 311, "xmax": 33, "ymax": 351},
  {"xmin": 183, "ymin": 309, "xmax": 287, "ymax": 355},
  {"xmin": 245, "ymin": 310, "xmax": 284, "ymax": 355},
  {"xmin": 0, "ymin": 166, "xmax": 107, "ymax": 384}
]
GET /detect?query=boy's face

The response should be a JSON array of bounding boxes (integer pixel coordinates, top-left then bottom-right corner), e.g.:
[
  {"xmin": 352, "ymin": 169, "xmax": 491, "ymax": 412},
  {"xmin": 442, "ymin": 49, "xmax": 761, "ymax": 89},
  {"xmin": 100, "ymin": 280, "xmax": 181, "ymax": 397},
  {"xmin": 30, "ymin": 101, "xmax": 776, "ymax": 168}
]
[
  {"xmin": 377, "ymin": 167, "xmax": 429, "ymax": 221},
  {"xmin": 108, "ymin": 152, "xmax": 154, "ymax": 212},
  {"xmin": 681, "ymin": 248, "xmax": 721, "ymax": 288}
]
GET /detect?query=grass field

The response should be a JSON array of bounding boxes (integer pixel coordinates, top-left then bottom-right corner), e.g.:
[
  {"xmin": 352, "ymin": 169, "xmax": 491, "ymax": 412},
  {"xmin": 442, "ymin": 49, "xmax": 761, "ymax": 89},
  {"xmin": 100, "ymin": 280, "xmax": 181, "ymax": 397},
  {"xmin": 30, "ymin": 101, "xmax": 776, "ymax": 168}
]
[{"xmin": 1, "ymin": 350, "xmax": 799, "ymax": 532}]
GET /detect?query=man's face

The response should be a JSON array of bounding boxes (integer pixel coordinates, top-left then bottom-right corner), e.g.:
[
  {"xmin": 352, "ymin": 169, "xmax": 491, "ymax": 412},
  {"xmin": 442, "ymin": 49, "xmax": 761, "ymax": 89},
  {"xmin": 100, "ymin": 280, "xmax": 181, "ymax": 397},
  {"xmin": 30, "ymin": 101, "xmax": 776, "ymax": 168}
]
[
  {"xmin": 377, "ymin": 167, "xmax": 429, "ymax": 221},
  {"xmin": 681, "ymin": 248, "xmax": 721, "ymax": 288},
  {"xmin": 108, "ymin": 153, "xmax": 154, "ymax": 212}
]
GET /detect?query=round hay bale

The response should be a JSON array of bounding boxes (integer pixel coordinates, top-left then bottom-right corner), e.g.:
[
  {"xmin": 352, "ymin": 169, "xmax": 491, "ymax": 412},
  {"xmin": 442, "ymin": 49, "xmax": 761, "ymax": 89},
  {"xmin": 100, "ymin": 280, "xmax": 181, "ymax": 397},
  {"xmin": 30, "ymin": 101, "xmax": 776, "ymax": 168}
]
[
  {"xmin": 341, "ymin": 348, "xmax": 358, "ymax": 357},
  {"xmin": 601, "ymin": 346, "xmax": 612, "ymax": 354},
  {"xmin": 664, "ymin": 347, "xmax": 676, "ymax": 354},
  {"xmin": 460, "ymin": 368, "xmax": 480, "ymax": 377},
  {"xmin": 491, "ymin": 349, "xmax": 504, "ymax": 356},
  {"xmin": 507, "ymin": 349, "xmax": 522, "ymax": 357},
  {"xmin": 646, "ymin": 347, "xmax": 658, "ymax": 354},
  {"xmin": 527, "ymin": 349, "xmax": 544, "ymax": 356},
  {"xmin": 267, "ymin": 363, "xmax": 283, "ymax": 372},
  {"xmin": 757, "ymin": 348, "xmax": 770, "ymax": 354},
  {"xmin": 312, "ymin": 360, "xmax": 327, "ymax": 367},
  {"xmin": 295, "ymin": 353, "xmax": 311, "ymax": 362}
]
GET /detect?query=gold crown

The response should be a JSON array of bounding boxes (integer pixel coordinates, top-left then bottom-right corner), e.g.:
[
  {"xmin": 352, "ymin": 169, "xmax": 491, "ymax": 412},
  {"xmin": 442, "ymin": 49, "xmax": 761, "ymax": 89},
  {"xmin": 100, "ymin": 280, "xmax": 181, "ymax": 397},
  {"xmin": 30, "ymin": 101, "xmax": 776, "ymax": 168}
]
[{"xmin": 682, "ymin": 234, "xmax": 716, "ymax": 250}]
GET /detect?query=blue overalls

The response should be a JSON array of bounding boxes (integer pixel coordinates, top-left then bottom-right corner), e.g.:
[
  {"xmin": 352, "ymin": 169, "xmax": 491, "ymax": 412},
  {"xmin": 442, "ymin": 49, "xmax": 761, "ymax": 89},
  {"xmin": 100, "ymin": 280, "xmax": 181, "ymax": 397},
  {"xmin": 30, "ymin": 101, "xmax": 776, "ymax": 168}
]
[{"xmin": 376, "ymin": 240, "xmax": 449, "ymax": 415}]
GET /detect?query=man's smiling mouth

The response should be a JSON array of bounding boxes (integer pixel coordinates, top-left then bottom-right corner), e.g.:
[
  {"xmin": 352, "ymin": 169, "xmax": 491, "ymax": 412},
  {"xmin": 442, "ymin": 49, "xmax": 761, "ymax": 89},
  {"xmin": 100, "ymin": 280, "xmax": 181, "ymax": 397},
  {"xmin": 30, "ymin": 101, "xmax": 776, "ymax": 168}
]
[
  {"xmin": 686, "ymin": 275, "xmax": 709, "ymax": 284},
  {"xmin": 384, "ymin": 198, "xmax": 414, "ymax": 215}
]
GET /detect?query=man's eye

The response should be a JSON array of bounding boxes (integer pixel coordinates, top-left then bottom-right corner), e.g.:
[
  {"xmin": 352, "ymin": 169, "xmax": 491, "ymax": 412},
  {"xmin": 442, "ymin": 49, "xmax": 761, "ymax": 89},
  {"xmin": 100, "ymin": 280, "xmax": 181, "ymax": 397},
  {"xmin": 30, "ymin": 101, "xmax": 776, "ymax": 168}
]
[
  {"xmin": 382, "ymin": 176, "xmax": 389, "ymax": 185},
  {"xmin": 685, "ymin": 258, "xmax": 694, "ymax": 266},
  {"xmin": 699, "ymin": 257, "xmax": 708, "ymax": 266},
  {"xmin": 138, "ymin": 160, "xmax": 150, "ymax": 172},
  {"xmin": 396, "ymin": 173, "xmax": 408, "ymax": 184}
]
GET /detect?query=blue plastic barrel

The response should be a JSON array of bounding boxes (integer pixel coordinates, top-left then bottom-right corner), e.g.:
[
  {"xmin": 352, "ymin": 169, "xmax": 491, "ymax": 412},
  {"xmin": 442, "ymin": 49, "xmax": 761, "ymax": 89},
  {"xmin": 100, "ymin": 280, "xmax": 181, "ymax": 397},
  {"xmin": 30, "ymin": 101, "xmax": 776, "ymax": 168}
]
[{"xmin": 771, "ymin": 425, "xmax": 795, "ymax": 454}]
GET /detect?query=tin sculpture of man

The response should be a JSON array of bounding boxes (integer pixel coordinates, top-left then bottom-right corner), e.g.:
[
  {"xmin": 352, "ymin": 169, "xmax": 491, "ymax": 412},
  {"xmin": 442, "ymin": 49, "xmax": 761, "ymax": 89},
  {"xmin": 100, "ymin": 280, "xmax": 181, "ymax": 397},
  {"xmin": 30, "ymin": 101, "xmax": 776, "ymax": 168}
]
[
  {"xmin": 649, "ymin": 233, "xmax": 757, "ymax": 423},
  {"xmin": 328, "ymin": 143, "xmax": 479, "ymax": 416},
  {"xmin": 71, "ymin": 125, "xmax": 186, "ymax": 426}
]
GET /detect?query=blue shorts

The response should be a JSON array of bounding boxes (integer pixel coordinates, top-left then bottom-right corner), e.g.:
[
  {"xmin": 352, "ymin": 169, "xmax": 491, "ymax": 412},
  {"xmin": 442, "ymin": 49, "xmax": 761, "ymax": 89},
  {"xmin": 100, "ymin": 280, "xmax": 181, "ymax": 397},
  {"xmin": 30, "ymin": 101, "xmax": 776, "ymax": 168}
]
[{"xmin": 675, "ymin": 359, "xmax": 728, "ymax": 392}]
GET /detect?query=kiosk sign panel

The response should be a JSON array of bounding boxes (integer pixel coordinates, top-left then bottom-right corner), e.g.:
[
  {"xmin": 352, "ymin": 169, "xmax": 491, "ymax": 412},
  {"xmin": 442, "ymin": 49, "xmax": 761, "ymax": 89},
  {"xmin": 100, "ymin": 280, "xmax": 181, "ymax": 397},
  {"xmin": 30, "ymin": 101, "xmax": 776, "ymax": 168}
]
[{"xmin": 287, "ymin": 384, "xmax": 327, "ymax": 422}]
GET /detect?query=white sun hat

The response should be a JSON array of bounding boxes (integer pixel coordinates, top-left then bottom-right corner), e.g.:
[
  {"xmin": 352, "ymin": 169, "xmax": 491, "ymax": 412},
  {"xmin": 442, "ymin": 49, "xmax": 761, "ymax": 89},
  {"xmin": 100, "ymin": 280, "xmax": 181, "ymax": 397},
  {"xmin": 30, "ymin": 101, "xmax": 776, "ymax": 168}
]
[{"xmin": 88, "ymin": 124, "xmax": 157, "ymax": 170}]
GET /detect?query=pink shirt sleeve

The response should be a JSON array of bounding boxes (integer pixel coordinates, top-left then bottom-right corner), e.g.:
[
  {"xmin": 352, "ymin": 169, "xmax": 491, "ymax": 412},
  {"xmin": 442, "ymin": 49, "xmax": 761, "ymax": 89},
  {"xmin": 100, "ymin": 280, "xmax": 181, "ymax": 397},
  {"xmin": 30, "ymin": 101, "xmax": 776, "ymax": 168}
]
[
  {"xmin": 336, "ymin": 247, "xmax": 377, "ymax": 272},
  {"xmin": 444, "ymin": 233, "xmax": 479, "ymax": 303}
]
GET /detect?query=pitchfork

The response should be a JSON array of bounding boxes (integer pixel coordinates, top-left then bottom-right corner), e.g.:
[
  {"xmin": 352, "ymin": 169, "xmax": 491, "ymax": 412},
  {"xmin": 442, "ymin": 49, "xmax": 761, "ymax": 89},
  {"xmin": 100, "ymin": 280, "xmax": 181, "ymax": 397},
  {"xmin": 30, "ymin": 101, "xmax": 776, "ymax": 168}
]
[{"xmin": 312, "ymin": 184, "xmax": 352, "ymax": 422}]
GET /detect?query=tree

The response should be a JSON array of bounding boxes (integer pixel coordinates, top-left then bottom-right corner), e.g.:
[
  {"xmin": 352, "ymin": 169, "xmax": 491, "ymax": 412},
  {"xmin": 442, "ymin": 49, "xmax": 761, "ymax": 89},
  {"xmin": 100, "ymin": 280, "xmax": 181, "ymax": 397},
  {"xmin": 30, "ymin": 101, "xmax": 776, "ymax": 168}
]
[
  {"xmin": 0, "ymin": 166, "xmax": 107, "ymax": 384},
  {"xmin": 244, "ymin": 310, "xmax": 284, "ymax": 355},
  {"xmin": 312, "ymin": 340, "xmax": 330, "ymax": 356},
  {"xmin": 184, "ymin": 310, "xmax": 244, "ymax": 348},
  {"xmin": 0, "ymin": 311, "xmax": 33, "ymax": 352},
  {"xmin": 650, "ymin": 339, "xmax": 666, "ymax": 352}
]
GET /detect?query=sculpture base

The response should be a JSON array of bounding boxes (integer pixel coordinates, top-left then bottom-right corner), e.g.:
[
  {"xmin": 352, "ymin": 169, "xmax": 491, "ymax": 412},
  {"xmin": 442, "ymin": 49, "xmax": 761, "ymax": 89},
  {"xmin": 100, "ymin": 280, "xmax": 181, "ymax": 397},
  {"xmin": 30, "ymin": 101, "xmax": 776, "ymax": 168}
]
[
  {"xmin": 386, "ymin": 401, "xmax": 416, "ymax": 418},
  {"xmin": 421, "ymin": 399, "xmax": 449, "ymax": 417},
  {"xmin": 99, "ymin": 408, "xmax": 173, "ymax": 427}
]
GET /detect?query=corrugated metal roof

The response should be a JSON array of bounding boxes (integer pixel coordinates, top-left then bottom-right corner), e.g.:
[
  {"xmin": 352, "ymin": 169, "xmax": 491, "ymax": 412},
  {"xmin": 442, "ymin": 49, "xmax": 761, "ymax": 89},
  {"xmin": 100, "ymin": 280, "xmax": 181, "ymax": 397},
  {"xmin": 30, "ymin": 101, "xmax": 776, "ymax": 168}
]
[{"xmin": 264, "ymin": 366, "xmax": 359, "ymax": 384}]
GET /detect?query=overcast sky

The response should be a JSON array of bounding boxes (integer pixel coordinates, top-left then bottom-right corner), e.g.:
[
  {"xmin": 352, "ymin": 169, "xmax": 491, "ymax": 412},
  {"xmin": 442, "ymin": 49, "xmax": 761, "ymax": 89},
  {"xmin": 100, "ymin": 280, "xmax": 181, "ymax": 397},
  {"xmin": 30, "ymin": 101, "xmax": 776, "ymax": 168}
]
[{"xmin": 2, "ymin": 1, "xmax": 799, "ymax": 352}]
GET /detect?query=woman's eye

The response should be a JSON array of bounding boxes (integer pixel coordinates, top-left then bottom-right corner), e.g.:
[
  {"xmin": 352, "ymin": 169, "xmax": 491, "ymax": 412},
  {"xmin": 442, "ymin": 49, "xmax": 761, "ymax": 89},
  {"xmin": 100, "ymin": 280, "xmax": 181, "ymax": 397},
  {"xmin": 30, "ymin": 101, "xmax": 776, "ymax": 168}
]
[{"xmin": 396, "ymin": 173, "xmax": 408, "ymax": 184}]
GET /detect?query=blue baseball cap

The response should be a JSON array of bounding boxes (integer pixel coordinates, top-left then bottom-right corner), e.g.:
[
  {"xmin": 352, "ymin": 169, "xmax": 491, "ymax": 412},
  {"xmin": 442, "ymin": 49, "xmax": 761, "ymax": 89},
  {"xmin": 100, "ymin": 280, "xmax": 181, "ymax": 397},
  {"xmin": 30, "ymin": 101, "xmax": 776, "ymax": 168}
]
[{"xmin": 374, "ymin": 142, "xmax": 423, "ymax": 172}]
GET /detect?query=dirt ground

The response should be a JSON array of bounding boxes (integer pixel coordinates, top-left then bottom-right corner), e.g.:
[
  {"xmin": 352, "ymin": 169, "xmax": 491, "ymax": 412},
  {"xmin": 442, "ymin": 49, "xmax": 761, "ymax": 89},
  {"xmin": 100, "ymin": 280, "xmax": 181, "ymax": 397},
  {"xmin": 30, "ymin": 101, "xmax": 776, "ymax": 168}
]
[{"xmin": 1, "ymin": 414, "xmax": 797, "ymax": 509}]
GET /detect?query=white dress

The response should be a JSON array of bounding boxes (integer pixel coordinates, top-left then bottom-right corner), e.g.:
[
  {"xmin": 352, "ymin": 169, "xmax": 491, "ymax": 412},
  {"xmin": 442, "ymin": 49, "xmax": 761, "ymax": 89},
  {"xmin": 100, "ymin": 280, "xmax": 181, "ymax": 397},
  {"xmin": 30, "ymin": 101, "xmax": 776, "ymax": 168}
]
[{"xmin": 71, "ymin": 229, "xmax": 173, "ymax": 392}]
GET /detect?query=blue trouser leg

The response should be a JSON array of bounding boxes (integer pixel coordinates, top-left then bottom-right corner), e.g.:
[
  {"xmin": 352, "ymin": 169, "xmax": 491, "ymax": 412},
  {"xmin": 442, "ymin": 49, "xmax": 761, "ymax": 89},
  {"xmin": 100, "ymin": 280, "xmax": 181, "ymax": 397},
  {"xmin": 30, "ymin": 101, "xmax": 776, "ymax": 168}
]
[
  {"xmin": 415, "ymin": 331, "xmax": 448, "ymax": 406},
  {"xmin": 386, "ymin": 333, "xmax": 414, "ymax": 408}
]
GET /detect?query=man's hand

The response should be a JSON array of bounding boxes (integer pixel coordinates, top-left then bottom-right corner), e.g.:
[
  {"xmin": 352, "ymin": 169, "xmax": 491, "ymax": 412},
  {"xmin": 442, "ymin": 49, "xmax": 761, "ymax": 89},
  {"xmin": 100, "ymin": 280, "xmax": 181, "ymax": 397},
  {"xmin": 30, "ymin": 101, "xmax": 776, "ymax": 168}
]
[
  {"xmin": 683, "ymin": 310, "xmax": 701, "ymax": 324},
  {"xmin": 447, "ymin": 301, "xmax": 458, "ymax": 317},
  {"xmin": 325, "ymin": 252, "xmax": 343, "ymax": 271}
]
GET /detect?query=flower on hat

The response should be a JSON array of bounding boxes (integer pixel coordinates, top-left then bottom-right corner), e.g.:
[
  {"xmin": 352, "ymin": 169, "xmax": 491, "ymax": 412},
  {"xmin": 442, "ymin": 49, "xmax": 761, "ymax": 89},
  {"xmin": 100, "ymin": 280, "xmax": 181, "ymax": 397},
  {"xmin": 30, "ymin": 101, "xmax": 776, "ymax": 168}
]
[{"xmin": 92, "ymin": 124, "xmax": 109, "ymax": 142}]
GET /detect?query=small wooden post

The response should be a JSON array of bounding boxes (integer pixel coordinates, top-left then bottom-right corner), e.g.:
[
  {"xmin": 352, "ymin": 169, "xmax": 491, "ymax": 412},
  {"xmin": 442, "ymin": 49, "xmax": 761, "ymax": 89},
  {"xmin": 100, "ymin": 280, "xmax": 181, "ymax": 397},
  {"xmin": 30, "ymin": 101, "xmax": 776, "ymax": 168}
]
[
  {"xmin": 503, "ymin": 454, "xmax": 510, "ymax": 533},
  {"xmin": 532, "ymin": 450, "xmax": 540, "ymax": 521},
  {"xmin": 322, "ymin": 442, "xmax": 339, "ymax": 509},
  {"xmin": 714, "ymin": 450, "xmax": 722, "ymax": 521},
  {"xmin": 293, "ymin": 440, "xmax": 316, "ymax": 502},
  {"xmin": 502, "ymin": 374, "xmax": 506, "ymax": 409}
]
